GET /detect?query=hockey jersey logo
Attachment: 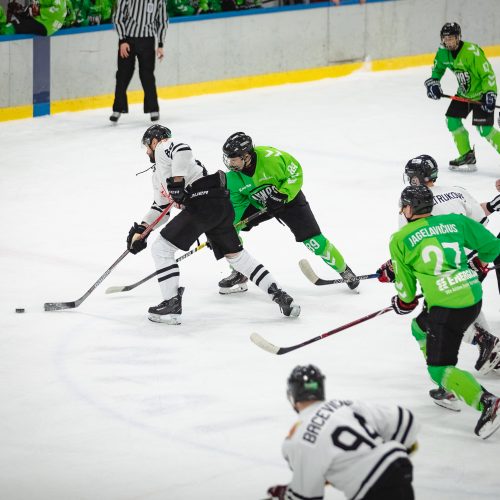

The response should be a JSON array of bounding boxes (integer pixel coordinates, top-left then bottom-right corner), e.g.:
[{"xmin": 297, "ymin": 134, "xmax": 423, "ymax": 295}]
[{"xmin": 455, "ymin": 71, "xmax": 471, "ymax": 95}]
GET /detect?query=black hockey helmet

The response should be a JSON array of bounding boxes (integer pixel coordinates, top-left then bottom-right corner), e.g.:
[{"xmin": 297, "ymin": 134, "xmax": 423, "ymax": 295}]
[
  {"xmin": 287, "ymin": 365, "xmax": 325, "ymax": 408},
  {"xmin": 404, "ymin": 155, "xmax": 438, "ymax": 186},
  {"xmin": 440, "ymin": 22, "xmax": 461, "ymax": 40},
  {"xmin": 222, "ymin": 132, "xmax": 254, "ymax": 168},
  {"xmin": 399, "ymin": 185, "xmax": 434, "ymax": 215},
  {"xmin": 142, "ymin": 125, "xmax": 172, "ymax": 147}
]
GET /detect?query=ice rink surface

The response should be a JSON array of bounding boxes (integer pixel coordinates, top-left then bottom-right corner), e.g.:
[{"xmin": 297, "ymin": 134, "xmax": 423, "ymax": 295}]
[{"xmin": 1, "ymin": 60, "xmax": 500, "ymax": 500}]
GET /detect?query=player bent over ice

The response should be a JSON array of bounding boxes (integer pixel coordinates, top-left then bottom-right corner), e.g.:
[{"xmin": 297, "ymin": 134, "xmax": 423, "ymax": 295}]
[
  {"xmin": 389, "ymin": 185, "xmax": 500, "ymax": 439},
  {"xmin": 126, "ymin": 125, "xmax": 300, "ymax": 324},
  {"xmin": 266, "ymin": 365, "xmax": 418, "ymax": 500},
  {"xmin": 218, "ymin": 132, "xmax": 359, "ymax": 295}
]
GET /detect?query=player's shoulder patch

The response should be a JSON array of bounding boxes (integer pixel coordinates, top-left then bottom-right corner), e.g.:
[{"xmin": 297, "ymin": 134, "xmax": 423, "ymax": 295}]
[{"xmin": 286, "ymin": 421, "xmax": 301, "ymax": 440}]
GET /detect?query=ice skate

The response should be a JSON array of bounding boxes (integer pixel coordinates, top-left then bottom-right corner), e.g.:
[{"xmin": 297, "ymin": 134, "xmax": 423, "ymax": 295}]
[
  {"xmin": 429, "ymin": 386, "xmax": 461, "ymax": 412},
  {"xmin": 218, "ymin": 269, "xmax": 248, "ymax": 295},
  {"xmin": 475, "ymin": 393, "xmax": 500, "ymax": 439},
  {"xmin": 148, "ymin": 287, "xmax": 184, "ymax": 325},
  {"xmin": 268, "ymin": 283, "xmax": 300, "ymax": 318},
  {"xmin": 339, "ymin": 265, "xmax": 360, "ymax": 291},
  {"xmin": 109, "ymin": 111, "xmax": 121, "ymax": 123},
  {"xmin": 448, "ymin": 148, "xmax": 477, "ymax": 172},
  {"xmin": 474, "ymin": 327, "xmax": 500, "ymax": 375},
  {"xmin": 150, "ymin": 111, "xmax": 160, "ymax": 122}
]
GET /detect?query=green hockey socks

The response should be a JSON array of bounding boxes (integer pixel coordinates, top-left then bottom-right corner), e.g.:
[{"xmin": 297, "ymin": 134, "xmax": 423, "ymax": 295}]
[
  {"xmin": 303, "ymin": 234, "xmax": 346, "ymax": 272},
  {"xmin": 427, "ymin": 365, "xmax": 483, "ymax": 410},
  {"xmin": 477, "ymin": 125, "xmax": 500, "ymax": 154},
  {"xmin": 447, "ymin": 117, "xmax": 471, "ymax": 155}
]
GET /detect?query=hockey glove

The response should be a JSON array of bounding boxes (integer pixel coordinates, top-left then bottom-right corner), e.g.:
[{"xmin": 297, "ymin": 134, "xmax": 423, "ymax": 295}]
[
  {"xmin": 376, "ymin": 259, "xmax": 395, "ymax": 283},
  {"xmin": 424, "ymin": 78, "xmax": 443, "ymax": 100},
  {"xmin": 267, "ymin": 485, "xmax": 288, "ymax": 500},
  {"xmin": 391, "ymin": 295, "xmax": 419, "ymax": 315},
  {"xmin": 265, "ymin": 191, "xmax": 288, "ymax": 214},
  {"xmin": 481, "ymin": 91, "xmax": 497, "ymax": 113},
  {"xmin": 127, "ymin": 222, "xmax": 148, "ymax": 255},
  {"xmin": 469, "ymin": 256, "xmax": 489, "ymax": 281},
  {"xmin": 166, "ymin": 177, "xmax": 188, "ymax": 205}
]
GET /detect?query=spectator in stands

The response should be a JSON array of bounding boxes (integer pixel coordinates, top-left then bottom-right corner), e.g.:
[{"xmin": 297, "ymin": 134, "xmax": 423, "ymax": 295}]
[
  {"xmin": 2, "ymin": 0, "xmax": 67, "ymax": 36},
  {"xmin": 0, "ymin": 6, "xmax": 6, "ymax": 33},
  {"xmin": 110, "ymin": 0, "xmax": 167, "ymax": 123}
]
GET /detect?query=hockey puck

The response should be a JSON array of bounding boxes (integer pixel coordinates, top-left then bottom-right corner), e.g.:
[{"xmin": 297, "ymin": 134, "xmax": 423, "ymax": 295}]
[{"xmin": 15, "ymin": 308, "xmax": 25, "ymax": 313}]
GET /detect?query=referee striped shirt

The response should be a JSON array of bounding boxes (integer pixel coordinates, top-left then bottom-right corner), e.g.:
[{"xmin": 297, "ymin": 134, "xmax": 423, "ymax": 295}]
[
  {"xmin": 113, "ymin": 0, "xmax": 168, "ymax": 47},
  {"xmin": 487, "ymin": 193, "xmax": 500, "ymax": 213}
]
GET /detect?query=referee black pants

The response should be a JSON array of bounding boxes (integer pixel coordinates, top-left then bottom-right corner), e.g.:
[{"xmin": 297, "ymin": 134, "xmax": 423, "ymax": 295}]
[{"xmin": 112, "ymin": 37, "xmax": 159, "ymax": 114}]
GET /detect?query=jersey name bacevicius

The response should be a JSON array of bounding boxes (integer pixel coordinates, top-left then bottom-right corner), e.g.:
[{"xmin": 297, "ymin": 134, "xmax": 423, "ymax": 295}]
[
  {"xmin": 390, "ymin": 214, "xmax": 500, "ymax": 308},
  {"xmin": 431, "ymin": 41, "xmax": 497, "ymax": 100},
  {"xmin": 225, "ymin": 146, "xmax": 303, "ymax": 223},
  {"xmin": 282, "ymin": 399, "xmax": 417, "ymax": 500}
]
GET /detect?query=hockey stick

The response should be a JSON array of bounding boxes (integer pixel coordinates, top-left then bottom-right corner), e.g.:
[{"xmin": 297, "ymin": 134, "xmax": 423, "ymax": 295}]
[
  {"xmin": 104, "ymin": 208, "xmax": 268, "ymax": 294},
  {"xmin": 105, "ymin": 242, "xmax": 207, "ymax": 294},
  {"xmin": 43, "ymin": 203, "xmax": 174, "ymax": 311},
  {"xmin": 250, "ymin": 294, "xmax": 423, "ymax": 355},
  {"xmin": 442, "ymin": 94, "xmax": 500, "ymax": 109},
  {"xmin": 299, "ymin": 259, "xmax": 379, "ymax": 286}
]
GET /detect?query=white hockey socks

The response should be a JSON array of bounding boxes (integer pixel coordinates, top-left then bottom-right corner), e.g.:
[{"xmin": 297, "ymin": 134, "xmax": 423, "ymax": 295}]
[
  {"xmin": 226, "ymin": 250, "xmax": 277, "ymax": 295},
  {"xmin": 151, "ymin": 235, "xmax": 181, "ymax": 300}
]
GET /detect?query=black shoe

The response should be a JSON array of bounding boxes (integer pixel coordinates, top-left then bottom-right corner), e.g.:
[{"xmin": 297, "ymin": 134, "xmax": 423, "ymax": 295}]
[
  {"xmin": 150, "ymin": 112, "xmax": 160, "ymax": 122},
  {"xmin": 268, "ymin": 283, "xmax": 300, "ymax": 318},
  {"xmin": 449, "ymin": 148, "xmax": 477, "ymax": 172},
  {"xmin": 148, "ymin": 287, "xmax": 184, "ymax": 324},
  {"xmin": 109, "ymin": 111, "xmax": 121, "ymax": 122},
  {"xmin": 474, "ymin": 327, "xmax": 500, "ymax": 374},
  {"xmin": 475, "ymin": 392, "xmax": 500, "ymax": 439},
  {"xmin": 429, "ymin": 386, "xmax": 461, "ymax": 412},
  {"xmin": 339, "ymin": 265, "xmax": 360, "ymax": 291},
  {"xmin": 218, "ymin": 269, "xmax": 248, "ymax": 295}
]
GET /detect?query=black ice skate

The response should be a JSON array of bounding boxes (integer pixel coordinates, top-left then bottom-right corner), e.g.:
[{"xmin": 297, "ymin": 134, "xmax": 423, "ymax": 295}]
[
  {"xmin": 268, "ymin": 283, "xmax": 301, "ymax": 318},
  {"xmin": 109, "ymin": 111, "xmax": 121, "ymax": 123},
  {"xmin": 429, "ymin": 387, "xmax": 461, "ymax": 412},
  {"xmin": 449, "ymin": 148, "xmax": 477, "ymax": 172},
  {"xmin": 148, "ymin": 287, "xmax": 184, "ymax": 325},
  {"xmin": 218, "ymin": 269, "xmax": 248, "ymax": 295},
  {"xmin": 475, "ymin": 392, "xmax": 500, "ymax": 440},
  {"xmin": 474, "ymin": 325, "xmax": 500, "ymax": 375},
  {"xmin": 339, "ymin": 265, "xmax": 360, "ymax": 291}
]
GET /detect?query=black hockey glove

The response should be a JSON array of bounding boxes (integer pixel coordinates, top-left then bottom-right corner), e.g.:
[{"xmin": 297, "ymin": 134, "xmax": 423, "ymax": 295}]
[
  {"xmin": 166, "ymin": 177, "xmax": 188, "ymax": 205},
  {"xmin": 376, "ymin": 259, "xmax": 395, "ymax": 283},
  {"xmin": 424, "ymin": 78, "xmax": 443, "ymax": 100},
  {"xmin": 391, "ymin": 295, "xmax": 419, "ymax": 315},
  {"xmin": 127, "ymin": 222, "xmax": 148, "ymax": 255},
  {"xmin": 267, "ymin": 485, "xmax": 288, "ymax": 500},
  {"xmin": 265, "ymin": 191, "xmax": 287, "ymax": 214},
  {"xmin": 469, "ymin": 256, "xmax": 489, "ymax": 281},
  {"xmin": 481, "ymin": 91, "xmax": 497, "ymax": 113}
]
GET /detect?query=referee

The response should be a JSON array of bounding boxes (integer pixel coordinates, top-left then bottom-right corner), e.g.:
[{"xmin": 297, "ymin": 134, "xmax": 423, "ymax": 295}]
[{"xmin": 110, "ymin": 0, "xmax": 168, "ymax": 123}]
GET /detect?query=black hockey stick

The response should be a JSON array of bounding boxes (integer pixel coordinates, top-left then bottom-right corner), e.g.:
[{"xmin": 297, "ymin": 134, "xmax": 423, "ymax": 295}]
[
  {"xmin": 442, "ymin": 94, "xmax": 500, "ymax": 109},
  {"xmin": 104, "ymin": 208, "xmax": 268, "ymax": 294},
  {"xmin": 105, "ymin": 242, "xmax": 207, "ymax": 294},
  {"xmin": 250, "ymin": 294, "xmax": 423, "ymax": 355},
  {"xmin": 299, "ymin": 259, "xmax": 379, "ymax": 286},
  {"xmin": 43, "ymin": 203, "xmax": 174, "ymax": 311}
]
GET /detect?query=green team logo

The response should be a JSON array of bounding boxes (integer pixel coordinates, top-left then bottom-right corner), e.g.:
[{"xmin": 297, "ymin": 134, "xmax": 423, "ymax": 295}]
[
  {"xmin": 455, "ymin": 71, "xmax": 471, "ymax": 94},
  {"xmin": 250, "ymin": 184, "xmax": 279, "ymax": 205}
]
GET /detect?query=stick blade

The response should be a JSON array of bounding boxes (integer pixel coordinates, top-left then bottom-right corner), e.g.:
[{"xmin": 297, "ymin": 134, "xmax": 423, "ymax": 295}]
[
  {"xmin": 250, "ymin": 333, "xmax": 281, "ymax": 355},
  {"xmin": 105, "ymin": 285, "xmax": 127, "ymax": 294},
  {"xmin": 299, "ymin": 259, "xmax": 319, "ymax": 284},
  {"xmin": 44, "ymin": 302, "xmax": 76, "ymax": 311}
]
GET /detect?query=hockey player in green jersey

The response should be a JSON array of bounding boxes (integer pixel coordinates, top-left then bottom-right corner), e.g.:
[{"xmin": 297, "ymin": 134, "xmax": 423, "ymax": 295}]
[
  {"xmin": 218, "ymin": 132, "xmax": 359, "ymax": 294},
  {"xmin": 425, "ymin": 22, "xmax": 500, "ymax": 171},
  {"xmin": 390, "ymin": 185, "xmax": 500, "ymax": 439}
]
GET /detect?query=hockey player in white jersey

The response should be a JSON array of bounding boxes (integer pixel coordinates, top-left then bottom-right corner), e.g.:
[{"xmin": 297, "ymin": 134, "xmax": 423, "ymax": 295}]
[
  {"xmin": 126, "ymin": 125, "xmax": 300, "ymax": 323},
  {"xmin": 377, "ymin": 155, "xmax": 500, "ymax": 409},
  {"xmin": 266, "ymin": 365, "xmax": 418, "ymax": 500}
]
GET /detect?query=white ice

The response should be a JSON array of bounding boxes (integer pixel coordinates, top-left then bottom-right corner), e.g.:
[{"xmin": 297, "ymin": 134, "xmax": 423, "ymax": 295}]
[{"xmin": 1, "ymin": 60, "xmax": 500, "ymax": 500}]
